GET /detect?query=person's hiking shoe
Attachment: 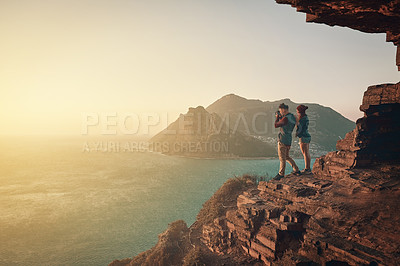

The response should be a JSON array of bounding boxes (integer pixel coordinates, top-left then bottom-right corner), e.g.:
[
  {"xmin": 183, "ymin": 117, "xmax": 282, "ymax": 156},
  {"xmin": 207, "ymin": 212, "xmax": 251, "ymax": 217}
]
[
  {"xmin": 292, "ymin": 170, "xmax": 302, "ymax": 176},
  {"xmin": 301, "ymin": 168, "xmax": 312, "ymax": 174},
  {"xmin": 273, "ymin": 174, "xmax": 284, "ymax": 180}
]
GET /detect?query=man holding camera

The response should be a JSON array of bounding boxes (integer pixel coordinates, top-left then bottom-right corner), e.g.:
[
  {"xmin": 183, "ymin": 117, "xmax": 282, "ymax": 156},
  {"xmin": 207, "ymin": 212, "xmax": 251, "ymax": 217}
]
[{"xmin": 273, "ymin": 103, "xmax": 301, "ymax": 180}]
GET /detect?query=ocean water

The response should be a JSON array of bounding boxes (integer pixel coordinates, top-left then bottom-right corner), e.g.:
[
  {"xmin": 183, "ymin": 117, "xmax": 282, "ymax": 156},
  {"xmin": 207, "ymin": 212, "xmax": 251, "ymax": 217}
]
[{"xmin": 0, "ymin": 136, "xmax": 313, "ymax": 266}]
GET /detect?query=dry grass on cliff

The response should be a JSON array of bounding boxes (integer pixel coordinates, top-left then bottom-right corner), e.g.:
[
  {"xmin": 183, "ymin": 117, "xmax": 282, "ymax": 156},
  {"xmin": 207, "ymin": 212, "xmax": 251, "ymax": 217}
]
[
  {"xmin": 195, "ymin": 174, "xmax": 257, "ymax": 227},
  {"xmin": 120, "ymin": 220, "xmax": 190, "ymax": 266}
]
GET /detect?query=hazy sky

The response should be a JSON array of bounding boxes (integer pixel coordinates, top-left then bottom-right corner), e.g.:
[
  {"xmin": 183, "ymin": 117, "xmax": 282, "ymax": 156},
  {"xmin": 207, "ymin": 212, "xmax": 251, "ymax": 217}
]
[{"xmin": 1, "ymin": 0, "xmax": 399, "ymax": 135}]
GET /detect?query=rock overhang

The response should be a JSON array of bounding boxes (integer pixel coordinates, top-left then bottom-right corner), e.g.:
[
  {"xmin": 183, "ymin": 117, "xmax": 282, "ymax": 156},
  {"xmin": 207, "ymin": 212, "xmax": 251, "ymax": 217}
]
[{"xmin": 275, "ymin": 0, "xmax": 400, "ymax": 70}]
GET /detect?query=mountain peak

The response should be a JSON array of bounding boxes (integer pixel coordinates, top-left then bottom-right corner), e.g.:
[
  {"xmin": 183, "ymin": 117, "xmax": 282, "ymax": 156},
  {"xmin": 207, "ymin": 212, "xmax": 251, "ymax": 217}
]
[
  {"xmin": 221, "ymin": 93, "xmax": 247, "ymax": 100},
  {"xmin": 207, "ymin": 94, "xmax": 264, "ymax": 112}
]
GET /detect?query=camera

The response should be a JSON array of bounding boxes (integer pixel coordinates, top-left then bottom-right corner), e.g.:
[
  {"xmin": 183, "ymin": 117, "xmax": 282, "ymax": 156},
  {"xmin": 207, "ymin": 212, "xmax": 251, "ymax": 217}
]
[{"xmin": 275, "ymin": 111, "xmax": 281, "ymax": 117}]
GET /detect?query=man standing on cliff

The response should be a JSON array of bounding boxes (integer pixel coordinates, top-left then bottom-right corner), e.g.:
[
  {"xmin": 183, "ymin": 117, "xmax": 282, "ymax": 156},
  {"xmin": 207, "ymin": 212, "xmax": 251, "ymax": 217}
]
[{"xmin": 273, "ymin": 103, "xmax": 301, "ymax": 180}]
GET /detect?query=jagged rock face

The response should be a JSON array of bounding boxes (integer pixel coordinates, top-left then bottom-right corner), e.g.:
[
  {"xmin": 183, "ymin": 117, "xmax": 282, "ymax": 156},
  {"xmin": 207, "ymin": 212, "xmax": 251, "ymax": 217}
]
[
  {"xmin": 360, "ymin": 82, "xmax": 400, "ymax": 111},
  {"xmin": 313, "ymin": 82, "xmax": 400, "ymax": 177},
  {"xmin": 201, "ymin": 166, "xmax": 400, "ymax": 265},
  {"xmin": 355, "ymin": 84, "xmax": 400, "ymax": 161},
  {"xmin": 276, "ymin": 0, "xmax": 400, "ymax": 70}
]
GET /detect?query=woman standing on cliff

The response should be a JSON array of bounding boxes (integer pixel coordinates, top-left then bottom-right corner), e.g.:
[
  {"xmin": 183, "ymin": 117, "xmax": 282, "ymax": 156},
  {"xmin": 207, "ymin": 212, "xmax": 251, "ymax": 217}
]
[{"xmin": 296, "ymin": 105, "xmax": 312, "ymax": 174}]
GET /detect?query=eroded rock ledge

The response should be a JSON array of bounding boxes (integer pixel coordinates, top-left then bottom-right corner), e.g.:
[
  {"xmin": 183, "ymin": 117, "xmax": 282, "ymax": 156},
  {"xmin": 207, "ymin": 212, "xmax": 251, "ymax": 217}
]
[
  {"xmin": 203, "ymin": 166, "xmax": 400, "ymax": 265},
  {"xmin": 275, "ymin": 0, "xmax": 400, "ymax": 70},
  {"xmin": 315, "ymin": 82, "xmax": 400, "ymax": 175}
]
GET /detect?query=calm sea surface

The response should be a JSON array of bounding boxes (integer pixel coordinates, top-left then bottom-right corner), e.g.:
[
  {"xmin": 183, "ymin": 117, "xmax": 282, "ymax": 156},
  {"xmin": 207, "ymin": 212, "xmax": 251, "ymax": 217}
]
[{"xmin": 0, "ymin": 136, "xmax": 314, "ymax": 265}]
